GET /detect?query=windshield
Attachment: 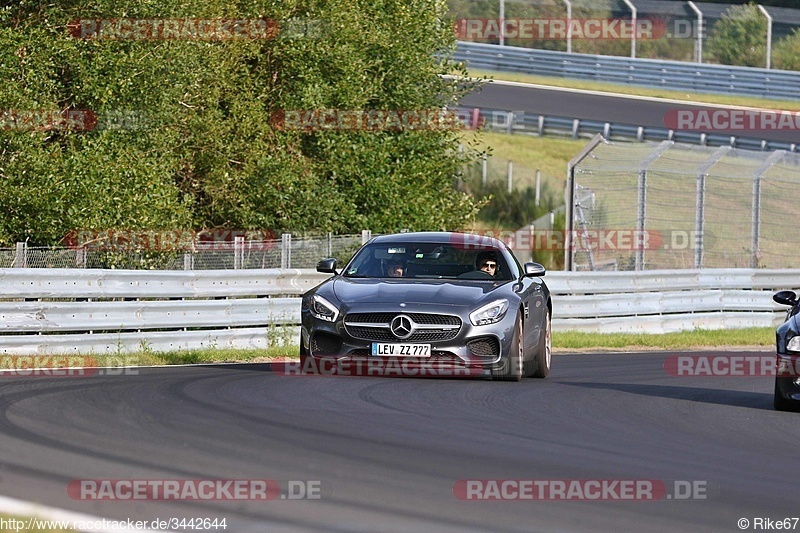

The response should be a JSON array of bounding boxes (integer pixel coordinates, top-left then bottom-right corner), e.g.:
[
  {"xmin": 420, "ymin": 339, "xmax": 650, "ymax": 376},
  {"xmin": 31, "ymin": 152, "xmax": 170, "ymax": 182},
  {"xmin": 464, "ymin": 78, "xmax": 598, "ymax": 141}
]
[{"xmin": 342, "ymin": 242, "xmax": 512, "ymax": 281}]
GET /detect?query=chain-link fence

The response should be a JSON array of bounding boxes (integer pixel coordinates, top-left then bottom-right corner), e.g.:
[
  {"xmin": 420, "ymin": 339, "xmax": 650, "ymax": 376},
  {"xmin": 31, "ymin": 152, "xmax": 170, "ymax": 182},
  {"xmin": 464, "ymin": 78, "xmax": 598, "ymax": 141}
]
[
  {"xmin": 567, "ymin": 136, "xmax": 800, "ymax": 271},
  {"xmin": 3, "ymin": 233, "xmax": 369, "ymax": 270}
]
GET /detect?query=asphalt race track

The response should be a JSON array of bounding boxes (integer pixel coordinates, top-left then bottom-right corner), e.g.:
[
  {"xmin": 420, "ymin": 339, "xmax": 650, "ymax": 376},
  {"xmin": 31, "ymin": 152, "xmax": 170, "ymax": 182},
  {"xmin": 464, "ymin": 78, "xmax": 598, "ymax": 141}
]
[
  {"xmin": 0, "ymin": 351, "xmax": 798, "ymax": 532},
  {"xmin": 464, "ymin": 81, "xmax": 800, "ymax": 145}
]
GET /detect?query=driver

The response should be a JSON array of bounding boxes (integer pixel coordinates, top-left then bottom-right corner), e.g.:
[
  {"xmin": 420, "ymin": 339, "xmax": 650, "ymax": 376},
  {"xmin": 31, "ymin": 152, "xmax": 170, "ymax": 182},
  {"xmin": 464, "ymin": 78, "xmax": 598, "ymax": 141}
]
[
  {"xmin": 475, "ymin": 251, "xmax": 500, "ymax": 278},
  {"xmin": 386, "ymin": 259, "xmax": 406, "ymax": 277}
]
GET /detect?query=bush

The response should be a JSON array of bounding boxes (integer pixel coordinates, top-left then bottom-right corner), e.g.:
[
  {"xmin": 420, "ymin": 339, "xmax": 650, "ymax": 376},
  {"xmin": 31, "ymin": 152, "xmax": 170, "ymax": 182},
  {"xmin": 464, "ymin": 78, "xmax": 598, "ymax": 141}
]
[
  {"xmin": 0, "ymin": 0, "xmax": 483, "ymax": 246},
  {"xmin": 706, "ymin": 3, "xmax": 768, "ymax": 68}
]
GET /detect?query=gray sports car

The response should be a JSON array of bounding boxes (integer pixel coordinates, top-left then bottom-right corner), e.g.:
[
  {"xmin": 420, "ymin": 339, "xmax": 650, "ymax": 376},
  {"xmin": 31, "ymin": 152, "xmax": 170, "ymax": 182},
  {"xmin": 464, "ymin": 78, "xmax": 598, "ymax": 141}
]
[{"xmin": 299, "ymin": 232, "xmax": 552, "ymax": 380}]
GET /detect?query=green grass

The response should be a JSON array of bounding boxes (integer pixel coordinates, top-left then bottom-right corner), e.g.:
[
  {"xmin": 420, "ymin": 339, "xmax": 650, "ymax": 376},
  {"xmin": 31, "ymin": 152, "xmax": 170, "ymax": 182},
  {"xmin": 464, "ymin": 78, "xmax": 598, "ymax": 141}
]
[
  {"xmin": 553, "ymin": 327, "xmax": 774, "ymax": 351},
  {"xmin": 467, "ymin": 68, "xmax": 800, "ymax": 111},
  {"xmin": 70, "ymin": 345, "xmax": 294, "ymax": 367},
  {"xmin": 464, "ymin": 130, "xmax": 586, "ymax": 193}
]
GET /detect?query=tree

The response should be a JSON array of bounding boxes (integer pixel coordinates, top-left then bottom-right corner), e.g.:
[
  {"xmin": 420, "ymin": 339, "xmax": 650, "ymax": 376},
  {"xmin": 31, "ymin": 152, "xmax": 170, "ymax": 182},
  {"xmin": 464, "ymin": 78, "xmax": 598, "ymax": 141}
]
[
  {"xmin": 0, "ymin": 0, "xmax": 483, "ymax": 247},
  {"xmin": 706, "ymin": 3, "xmax": 768, "ymax": 68},
  {"xmin": 774, "ymin": 28, "xmax": 800, "ymax": 71}
]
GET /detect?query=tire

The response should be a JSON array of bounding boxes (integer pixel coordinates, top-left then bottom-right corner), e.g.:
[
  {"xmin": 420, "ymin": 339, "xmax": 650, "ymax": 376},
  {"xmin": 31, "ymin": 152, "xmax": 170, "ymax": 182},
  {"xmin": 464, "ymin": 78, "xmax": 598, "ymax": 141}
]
[
  {"xmin": 529, "ymin": 309, "xmax": 551, "ymax": 378},
  {"xmin": 493, "ymin": 314, "xmax": 523, "ymax": 382},
  {"xmin": 774, "ymin": 378, "xmax": 796, "ymax": 411},
  {"xmin": 299, "ymin": 337, "xmax": 309, "ymax": 372}
]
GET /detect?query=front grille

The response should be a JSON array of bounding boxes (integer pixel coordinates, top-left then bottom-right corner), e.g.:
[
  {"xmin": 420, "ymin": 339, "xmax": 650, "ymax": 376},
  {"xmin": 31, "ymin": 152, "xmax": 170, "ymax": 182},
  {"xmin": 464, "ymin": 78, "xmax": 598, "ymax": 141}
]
[
  {"xmin": 344, "ymin": 312, "xmax": 461, "ymax": 342},
  {"xmin": 467, "ymin": 337, "xmax": 500, "ymax": 357},
  {"xmin": 310, "ymin": 332, "xmax": 342, "ymax": 356},
  {"xmin": 346, "ymin": 313, "xmax": 460, "ymax": 326}
]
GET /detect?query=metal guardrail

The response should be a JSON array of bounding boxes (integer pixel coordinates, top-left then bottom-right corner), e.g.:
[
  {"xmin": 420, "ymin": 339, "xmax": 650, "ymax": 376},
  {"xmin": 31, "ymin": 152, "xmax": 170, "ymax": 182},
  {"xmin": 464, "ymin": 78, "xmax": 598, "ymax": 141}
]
[
  {"xmin": 463, "ymin": 106, "xmax": 798, "ymax": 152},
  {"xmin": 455, "ymin": 41, "xmax": 800, "ymax": 100},
  {"xmin": 0, "ymin": 268, "xmax": 795, "ymax": 355}
]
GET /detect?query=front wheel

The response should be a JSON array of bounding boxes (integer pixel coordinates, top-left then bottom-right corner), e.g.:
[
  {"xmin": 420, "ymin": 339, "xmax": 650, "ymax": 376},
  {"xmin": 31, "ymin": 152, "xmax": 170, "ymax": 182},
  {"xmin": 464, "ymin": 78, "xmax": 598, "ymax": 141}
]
[
  {"xmin": 299, "ymin": 337, "xmax": 309, "ymax": 372},
  {"xmin": 774, "ymin": 378, "xmax": 797, "ymax": 411},
  {"xmin": 529, "ymin": 309, "xmax": 551, "ymax": 378},
  {"xmin": 493, "ymin": 314, "xmax": 523, "ymax": 382}
]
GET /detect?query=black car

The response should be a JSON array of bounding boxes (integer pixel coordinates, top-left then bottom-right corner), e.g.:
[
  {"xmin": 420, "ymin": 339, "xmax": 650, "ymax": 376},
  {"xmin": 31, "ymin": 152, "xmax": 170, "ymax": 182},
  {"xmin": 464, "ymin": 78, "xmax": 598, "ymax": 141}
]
[
  {"xmin": 299, "ymin": 232, "xmax": 552, "ymax": 380},
  {"xmin": 774, "ymin": 290, "xmax": 800, "ymax": 411}
]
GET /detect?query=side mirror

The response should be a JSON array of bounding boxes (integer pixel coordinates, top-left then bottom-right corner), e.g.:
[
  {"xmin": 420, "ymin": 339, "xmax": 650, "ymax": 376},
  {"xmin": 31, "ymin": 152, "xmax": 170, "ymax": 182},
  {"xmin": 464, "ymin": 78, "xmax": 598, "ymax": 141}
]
[
  {"xmin": 774, "ymin": 290, "xmax": 798, "ymax": 307},
  {"xmin": 316, "ymin": 258, "xmax": 338, "ymax": 274},
  {"xmin": 523, "ymin": 262, "xmax": 546, "ymax": 277}
]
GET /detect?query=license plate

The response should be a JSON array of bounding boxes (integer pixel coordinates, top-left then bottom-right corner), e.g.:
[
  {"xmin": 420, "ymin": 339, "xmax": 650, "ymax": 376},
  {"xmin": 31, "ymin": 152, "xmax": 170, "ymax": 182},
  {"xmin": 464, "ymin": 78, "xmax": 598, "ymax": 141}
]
[{"xmin": 371, "ymin": 343, "xmax": 431, "ymax": 357}]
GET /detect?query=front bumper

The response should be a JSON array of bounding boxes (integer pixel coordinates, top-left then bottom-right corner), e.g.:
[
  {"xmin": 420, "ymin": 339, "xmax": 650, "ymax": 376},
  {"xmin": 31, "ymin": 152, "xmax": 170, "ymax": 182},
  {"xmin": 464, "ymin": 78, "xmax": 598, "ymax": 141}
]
[{"xmin": 301, "ymin": 304, "xmax": 518, "ymax": 373}]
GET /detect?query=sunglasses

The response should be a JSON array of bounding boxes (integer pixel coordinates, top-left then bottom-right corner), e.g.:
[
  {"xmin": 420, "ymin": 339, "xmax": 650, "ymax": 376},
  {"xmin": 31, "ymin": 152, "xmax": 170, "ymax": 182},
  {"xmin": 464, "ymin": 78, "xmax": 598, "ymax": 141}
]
[{"xmin": 481, "ymin": 262, "xmax": 497, "ymax": 268}]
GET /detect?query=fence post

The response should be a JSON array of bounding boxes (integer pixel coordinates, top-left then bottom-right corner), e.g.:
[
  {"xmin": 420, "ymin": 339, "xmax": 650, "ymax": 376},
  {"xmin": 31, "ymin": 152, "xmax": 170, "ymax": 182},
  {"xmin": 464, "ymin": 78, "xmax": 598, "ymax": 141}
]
[
  {"xmin": 637, "ymin": 141, "xmax": 673, "ymax": 271},
  {"xmin": 361, "ymin": 230, "xmax": 372, "ymax": 244},
  {"xmin": 281, "ymin": 233, "xmax": 291, "ymax": 269},
  {"xmin": 507, "ymin": 161, "xmax": 513, "ymax": 193},
  {"xmin": 76, "ymin": 247, "xmax": 87, "ymax": 268},
  {"xmin": 535, "ymin": 170, "xmax": 541, "ymax": 207},
  {"xmin": 695, "ymin": 146, "xmax": 730, "ymax": 268},
  {"xmin": 13, "ymin": 242, "xmax": 26, "ymax": 268},
  {"xmin": 636, "ymin": 170, "xmax": 647, "ymax": 271},
  {"xmin": 751, "ymin": 150, "xmax": 786, "ymax": 267},
  {"xmin": 234, "ymin": 236, "xmax": 244, "ymax": 269}
]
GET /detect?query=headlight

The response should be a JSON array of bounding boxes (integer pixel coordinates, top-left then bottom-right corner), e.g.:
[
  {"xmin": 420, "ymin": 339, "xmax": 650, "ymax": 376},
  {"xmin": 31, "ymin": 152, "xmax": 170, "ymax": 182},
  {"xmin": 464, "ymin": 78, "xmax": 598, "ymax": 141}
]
[
  {"xmin": 787, "ymin": 336, "xmax": 800, "ymax": 353},
  {"xmin": 310, "ymin": 294, "xmax": 339, "ymax": 322},
  {"xmin": 470, "ymin": 299, "xmax": 509, "ymax": 326}
]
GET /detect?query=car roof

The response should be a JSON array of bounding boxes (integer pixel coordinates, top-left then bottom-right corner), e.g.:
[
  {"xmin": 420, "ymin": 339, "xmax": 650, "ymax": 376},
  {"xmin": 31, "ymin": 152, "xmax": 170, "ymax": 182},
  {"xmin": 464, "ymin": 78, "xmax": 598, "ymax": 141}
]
[{"xmin": 369, "ymin": 231, "xmax": 505, "ymax": 248}]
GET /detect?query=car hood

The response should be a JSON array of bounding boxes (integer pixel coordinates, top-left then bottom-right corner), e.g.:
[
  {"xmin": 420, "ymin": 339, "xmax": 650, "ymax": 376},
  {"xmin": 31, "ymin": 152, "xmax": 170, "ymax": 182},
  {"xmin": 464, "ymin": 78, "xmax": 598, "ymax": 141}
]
[{"xmin": 332, "ymin": 277, "xmax": 504, "ymax": 306}]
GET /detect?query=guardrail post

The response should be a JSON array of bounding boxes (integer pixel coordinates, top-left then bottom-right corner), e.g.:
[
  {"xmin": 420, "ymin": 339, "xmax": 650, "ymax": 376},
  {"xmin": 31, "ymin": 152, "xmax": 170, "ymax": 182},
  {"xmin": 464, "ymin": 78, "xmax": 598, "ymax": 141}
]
[
  {"xmin": 572, "ymin": 119, "xmax": 580, "ymax": 139},
  {"xmin": 281, "ymin": 233, "xmax": 291, "ymax": 269}
]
